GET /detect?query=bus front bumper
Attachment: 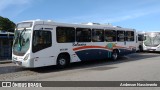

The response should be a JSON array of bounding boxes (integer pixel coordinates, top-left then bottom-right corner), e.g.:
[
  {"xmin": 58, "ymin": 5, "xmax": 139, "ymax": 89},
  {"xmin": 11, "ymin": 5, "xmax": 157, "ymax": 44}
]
[
  {"xmin": 12, "ymin": 57, "xmax": 35, "ymax": 68},
  {"xmin": 143, "ymin": 46, "xmax": 160, "ymax": 51}
]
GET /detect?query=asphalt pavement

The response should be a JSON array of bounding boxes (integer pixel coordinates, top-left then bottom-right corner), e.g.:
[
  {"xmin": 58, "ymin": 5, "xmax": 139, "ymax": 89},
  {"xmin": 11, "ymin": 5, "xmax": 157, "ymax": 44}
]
[{"xmin": 0, "ymin": 52, "xmax": 160, "ymax": 90}]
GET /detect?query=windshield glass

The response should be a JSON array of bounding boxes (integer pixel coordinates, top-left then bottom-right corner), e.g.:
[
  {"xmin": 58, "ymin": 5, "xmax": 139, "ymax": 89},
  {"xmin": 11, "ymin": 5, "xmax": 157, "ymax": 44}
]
[
  {"xmin": 13, "ymin": 29, "xmax": 31, "ymax": 56},
  {"xmin": 144, "ymin": 34, "xmax": 160, "ymax": 47}
]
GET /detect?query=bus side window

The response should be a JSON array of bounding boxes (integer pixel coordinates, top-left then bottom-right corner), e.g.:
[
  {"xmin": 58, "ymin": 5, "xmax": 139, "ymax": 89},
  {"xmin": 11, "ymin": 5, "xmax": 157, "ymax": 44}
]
[
  {"xmin": 56, "ymin": 27, "xmax": 75, "ymax": 43},
  {"xmin": 76, "ymin": 28, "xmax": 91, "ymax": 42},
  {"xmin": 117, "ymin": 31, "xmax": 125, "ymax": 42},
  {"xmin": 92, "ymin": 29, "xmax": 104, "ymax": 42},
  {"xmin": 125, "ymin": 31, "xmax": 134, "ymax": 41},
  {"xmin": 105, "ymin": 30, "xmax": 116, "ymax": 42},
  {"xmin": 138, "ymin": 34, "xmax": 145, "ymax": 41}
]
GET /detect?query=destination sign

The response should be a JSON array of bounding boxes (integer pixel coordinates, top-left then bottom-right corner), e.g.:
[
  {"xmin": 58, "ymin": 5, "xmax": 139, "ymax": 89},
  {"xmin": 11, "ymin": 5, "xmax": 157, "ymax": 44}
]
[{"xmin": 17, "ymin": 22, "xmax": 33, "ymax": 28}]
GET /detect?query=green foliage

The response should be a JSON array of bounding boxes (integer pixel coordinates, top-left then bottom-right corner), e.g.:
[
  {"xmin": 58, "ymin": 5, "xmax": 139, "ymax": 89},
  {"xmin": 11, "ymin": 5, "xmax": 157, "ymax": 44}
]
[{"xmin": 0, "ymin": 16, "xmax": 16, "ymax": 32}]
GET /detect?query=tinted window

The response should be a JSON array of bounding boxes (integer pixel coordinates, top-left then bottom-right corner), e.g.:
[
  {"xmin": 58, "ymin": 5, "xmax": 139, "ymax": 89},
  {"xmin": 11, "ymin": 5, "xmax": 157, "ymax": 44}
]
[
  {"xmin": 76, "ymin": 28, "xmax": 91, "ymax": 42},
  {"xmin": 105, "ymin": 30, "xmax": 116, "ymax": 42},
  {"xmin": 138, "ymin": 34, "xmax": 144, "ymax": 41},
  {"xmin": 56, "ymin": 27, "xmax": 75, "ymax": 43},
  {"xmin": 117, "ymin": 31, "xmax": 125, "ymax": 41},
  {"xmin": 125, "ymin": 31, "xmax": 134, "ymax": 41},
  {"xmin": 32, "ymin": 30, "xmax": 52, "ymax": 53},
  {"xmin": 92, "ymin": 29, "xmax": 104, "ymax": 42}
]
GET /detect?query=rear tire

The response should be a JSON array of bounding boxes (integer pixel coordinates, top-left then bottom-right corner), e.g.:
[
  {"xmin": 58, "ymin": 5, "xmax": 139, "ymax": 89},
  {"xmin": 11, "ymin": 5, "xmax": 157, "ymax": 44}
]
[
  {"xmin": 112, "ymin": 50, "xmax": 118, "ymax": 60},
  {"xmin": 57, "ymin": 54, "xmax": 69, "ymax": 68}
]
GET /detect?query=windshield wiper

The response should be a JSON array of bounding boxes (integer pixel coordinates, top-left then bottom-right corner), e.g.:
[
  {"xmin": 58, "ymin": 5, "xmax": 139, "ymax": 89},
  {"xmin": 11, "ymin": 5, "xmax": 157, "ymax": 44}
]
[{"xmin": 18, "ymin": 28, "xmax": 26, "ymax": 51}]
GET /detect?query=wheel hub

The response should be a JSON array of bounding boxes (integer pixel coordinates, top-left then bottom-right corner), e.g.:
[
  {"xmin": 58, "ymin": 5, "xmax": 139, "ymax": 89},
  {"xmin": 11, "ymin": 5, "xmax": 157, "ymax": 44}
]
[{"xmin": 59, "ymin": 59, "xmax": 66, "ymax": 65}]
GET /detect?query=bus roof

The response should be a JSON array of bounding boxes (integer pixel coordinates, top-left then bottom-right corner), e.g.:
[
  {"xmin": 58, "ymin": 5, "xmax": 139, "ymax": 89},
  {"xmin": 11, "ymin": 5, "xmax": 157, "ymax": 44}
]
[{"xmin": 20, "ymin": 19, "xmax": 135, "ymax": 31}]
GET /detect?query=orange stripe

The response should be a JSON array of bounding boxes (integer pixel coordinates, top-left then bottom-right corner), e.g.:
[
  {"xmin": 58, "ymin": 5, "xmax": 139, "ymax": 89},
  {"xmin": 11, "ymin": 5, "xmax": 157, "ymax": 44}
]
[{"xmin": 73, "ymin": 46, "xmax": 109, "ymax": 51}]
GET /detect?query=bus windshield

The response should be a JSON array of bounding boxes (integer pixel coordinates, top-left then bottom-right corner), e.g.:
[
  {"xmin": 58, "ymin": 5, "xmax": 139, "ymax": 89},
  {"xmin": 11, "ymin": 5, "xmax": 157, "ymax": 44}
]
[
  {"xmin": 144, "ymin": 34, "xmax": 160, "ymax": 47},
  {"xmin": 13, "ymin": 29, "xmax": 31, "ymax": 56}
]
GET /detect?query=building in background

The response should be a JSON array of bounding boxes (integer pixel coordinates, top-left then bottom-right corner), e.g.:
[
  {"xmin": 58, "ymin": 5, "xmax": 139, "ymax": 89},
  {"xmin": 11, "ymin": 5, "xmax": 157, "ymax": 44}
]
[{"xmin": 0, "ymin": 31, "xmax": 14, "ymax": 60}]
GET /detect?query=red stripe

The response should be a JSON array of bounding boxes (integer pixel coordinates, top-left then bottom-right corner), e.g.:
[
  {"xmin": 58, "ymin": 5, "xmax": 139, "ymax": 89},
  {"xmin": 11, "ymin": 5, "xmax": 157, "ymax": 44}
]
[{"xmin": 73, "ymin": 46, "xmax": 110, "ymax": 51}]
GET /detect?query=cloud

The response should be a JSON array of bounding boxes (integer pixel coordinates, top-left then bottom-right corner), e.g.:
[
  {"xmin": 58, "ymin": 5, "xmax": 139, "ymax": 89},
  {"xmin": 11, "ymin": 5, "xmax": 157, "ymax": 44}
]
[
  {"xmin": 69, "ymin": 9, "xmax": 160, "ymax": 23},
  {"xmin": 61, "ymin": 6, "xmax": 160, "ymax": 24},
  {"xmin": 57, "ymin": 0, "xmax": 160, "ymax": 24},
  {"xmin": 105, "ymin": 7, "xmax": 160, "ymax": 23},
  {"xmin": 105, "ymin": 12, "xmax": 150, "ymax": 23},
  {"xmin": 0, "ymin": 0, "xmax": 32, "ymax": 16},
  {"xmin": 58, "ymin": 11, "xmax": 154, "ymax": 24}
]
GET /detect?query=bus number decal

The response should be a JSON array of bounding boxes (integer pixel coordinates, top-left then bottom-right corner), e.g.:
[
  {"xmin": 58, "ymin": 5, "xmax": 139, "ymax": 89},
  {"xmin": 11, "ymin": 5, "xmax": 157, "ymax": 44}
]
[{"xmin": 60, "ymin": 48, "xmax": 68, "ymax": 51}]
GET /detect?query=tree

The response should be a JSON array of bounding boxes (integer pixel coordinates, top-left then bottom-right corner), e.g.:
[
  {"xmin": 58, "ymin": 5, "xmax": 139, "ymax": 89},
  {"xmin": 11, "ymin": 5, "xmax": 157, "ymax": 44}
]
[{"xmin": 0, "ymin": 16, "xmax": 16, "ymax": 32}]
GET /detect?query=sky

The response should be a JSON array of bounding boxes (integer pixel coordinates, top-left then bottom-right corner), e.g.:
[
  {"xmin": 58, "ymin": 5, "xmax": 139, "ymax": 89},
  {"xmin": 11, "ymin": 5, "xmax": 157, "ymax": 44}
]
[{"xmin": 0, "ymin": 0, "xmax": 160, "ymax": 32}]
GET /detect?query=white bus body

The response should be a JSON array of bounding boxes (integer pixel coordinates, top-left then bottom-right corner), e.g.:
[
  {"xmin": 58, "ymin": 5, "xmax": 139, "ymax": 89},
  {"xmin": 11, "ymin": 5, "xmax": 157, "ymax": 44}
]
[
  {"xmin": 12, "ymin": 20, "xmax": 137, "ymax": 68},
  {"xmin": 143, "ymin": 32, "xmax": 160, "ymax": 52}
]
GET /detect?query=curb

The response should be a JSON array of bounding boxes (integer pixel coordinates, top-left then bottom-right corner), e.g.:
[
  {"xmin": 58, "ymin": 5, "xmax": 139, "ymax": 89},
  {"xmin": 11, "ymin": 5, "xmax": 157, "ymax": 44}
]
[{"xmin": 0, "ymin": 60, "xmax": 12, "ymax": 64}]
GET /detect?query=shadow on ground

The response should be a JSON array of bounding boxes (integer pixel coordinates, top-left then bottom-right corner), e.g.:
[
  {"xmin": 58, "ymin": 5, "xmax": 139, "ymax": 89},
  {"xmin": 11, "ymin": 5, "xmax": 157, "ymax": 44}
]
[
  {"xmin": 0, "ymin": 53, "xmax": 159, "ymax": 74},
  {"xmin": 30, "ymin": 53, "xmax": 160, "ymax": 73}
]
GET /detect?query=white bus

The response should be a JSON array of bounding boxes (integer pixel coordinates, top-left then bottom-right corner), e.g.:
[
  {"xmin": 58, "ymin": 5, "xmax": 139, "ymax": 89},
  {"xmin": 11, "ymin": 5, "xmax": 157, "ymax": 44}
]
[
  {"xmin": 12, "ymin": 20, "xmax": 137, "ymax": 68},
  {"xmin": 143, "ymin": 32, "xmax": 160, "ymax": 52}
]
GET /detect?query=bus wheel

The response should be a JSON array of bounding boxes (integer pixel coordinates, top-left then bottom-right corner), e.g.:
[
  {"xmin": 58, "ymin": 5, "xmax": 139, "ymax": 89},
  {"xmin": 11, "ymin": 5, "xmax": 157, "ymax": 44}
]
[
  {"xmin": 57, "ymin": 54, "xmax": 69, "ymax": 68},
  {"xmin": 112, "ymin": 50, "xmax": 118, "ymax": 60}
]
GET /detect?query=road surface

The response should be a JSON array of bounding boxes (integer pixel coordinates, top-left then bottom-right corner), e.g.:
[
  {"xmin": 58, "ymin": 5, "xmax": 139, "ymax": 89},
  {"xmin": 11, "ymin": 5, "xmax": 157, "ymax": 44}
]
[{"xmin": 0, "ymin": 52, "xmax": 160, "ymax": 90}]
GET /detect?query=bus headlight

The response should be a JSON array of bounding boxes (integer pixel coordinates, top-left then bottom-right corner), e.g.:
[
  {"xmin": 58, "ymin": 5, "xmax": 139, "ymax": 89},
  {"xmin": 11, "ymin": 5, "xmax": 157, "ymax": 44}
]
[{"xmin": 24, "ymin": 53, "xmax": 30, "ymax": 61}]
